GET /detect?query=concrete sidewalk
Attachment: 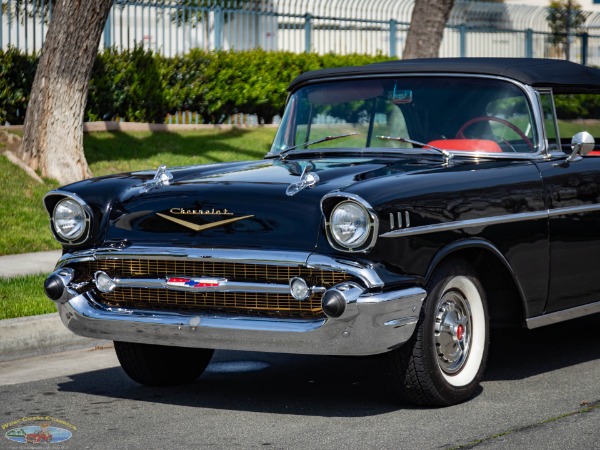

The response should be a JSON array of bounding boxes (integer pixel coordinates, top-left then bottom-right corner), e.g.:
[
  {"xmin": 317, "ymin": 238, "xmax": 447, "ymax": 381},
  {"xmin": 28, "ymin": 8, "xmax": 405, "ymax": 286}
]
[
  {"xmin": 0, "ymin": 251, "xmax": 108, "ymax": 362},
  {"xmin": 0, "ymin": 249, "xmax": 61, "ymax": 277}
]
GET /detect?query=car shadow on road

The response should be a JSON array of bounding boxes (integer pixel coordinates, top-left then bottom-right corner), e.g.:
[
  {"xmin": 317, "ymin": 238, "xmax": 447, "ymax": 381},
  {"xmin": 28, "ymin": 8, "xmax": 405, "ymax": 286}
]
[
  {"xmin": 485, "ymin": 312, "xmax": 600, "ymax": 381},
  {"xmin": 57, "ymin": 351, "xmax": 411, "ymax": 417},
  {"xmin": 56, "ymin": 313, "xmax": 599, "ymax": 415}
]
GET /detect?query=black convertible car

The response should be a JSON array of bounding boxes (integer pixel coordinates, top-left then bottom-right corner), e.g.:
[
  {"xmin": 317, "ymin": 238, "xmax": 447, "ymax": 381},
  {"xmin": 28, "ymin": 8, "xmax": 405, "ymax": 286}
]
[{"xmin": 44, "ymin": 58, "xmax": 600, "ymax": 406}]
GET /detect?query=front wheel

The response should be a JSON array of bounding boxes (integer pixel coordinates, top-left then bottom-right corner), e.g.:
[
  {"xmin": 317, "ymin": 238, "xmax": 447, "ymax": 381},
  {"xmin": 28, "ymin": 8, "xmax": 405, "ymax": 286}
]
[
  {"xmin": 388, "ymin": 258, "xmax": 489, "ymax": 406},
  {"xmin": 114, "ymin": 341, "xmax": 214, "ymax": 386}
]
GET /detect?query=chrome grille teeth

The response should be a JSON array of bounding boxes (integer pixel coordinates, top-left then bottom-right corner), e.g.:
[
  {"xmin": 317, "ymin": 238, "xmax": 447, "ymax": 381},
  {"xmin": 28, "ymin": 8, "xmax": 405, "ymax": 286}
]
[{"xmin": 75, "ymin": 259, "xmax": 354, "ymax": 318}]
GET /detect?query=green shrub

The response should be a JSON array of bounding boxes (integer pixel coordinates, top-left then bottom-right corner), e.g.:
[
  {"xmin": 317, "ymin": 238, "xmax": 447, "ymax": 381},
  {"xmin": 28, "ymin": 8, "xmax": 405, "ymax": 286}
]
[
  {"xmin": 1, "ymin": 47, "xmax": 393, "ymax": 125},
  {"xmin": 554, "ymin": 93, "xmax": 600, "ymax": 120},
  {"xmin": 88, "ymin": 47, "xmax": 169, "ymax": 123},
  {"xmin": 0, "ymin": 48, "xmax": 38, "ymax": 125}
]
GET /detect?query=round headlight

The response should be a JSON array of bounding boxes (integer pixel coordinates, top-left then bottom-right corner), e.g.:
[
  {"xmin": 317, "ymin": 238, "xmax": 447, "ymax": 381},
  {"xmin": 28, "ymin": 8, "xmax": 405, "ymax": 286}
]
[
  {"xmin": 330, "ymin": 201, "xmax": 371, "ymax": 249},
  {"xmin": 53, "ymin": 198, "xmax": 86, "ymax": 242}
]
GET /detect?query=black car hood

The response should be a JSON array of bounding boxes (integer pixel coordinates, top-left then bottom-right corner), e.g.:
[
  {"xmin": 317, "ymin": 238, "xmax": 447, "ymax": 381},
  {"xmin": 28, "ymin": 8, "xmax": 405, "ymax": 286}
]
[{"xmin": 102, "ymin": 157, "xmax": 436, "ymax": 251}]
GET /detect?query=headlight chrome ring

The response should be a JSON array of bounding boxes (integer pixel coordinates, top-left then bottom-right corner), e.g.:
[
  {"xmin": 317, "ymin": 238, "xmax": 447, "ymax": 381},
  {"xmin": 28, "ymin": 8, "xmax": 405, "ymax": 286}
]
[
  {"xmin": 48, "ymin": 193, "xmax": 92, "ymax": 245},
  {"xmin": 322, "ymin": 194, "xmax": 379, "ymax": 253}
]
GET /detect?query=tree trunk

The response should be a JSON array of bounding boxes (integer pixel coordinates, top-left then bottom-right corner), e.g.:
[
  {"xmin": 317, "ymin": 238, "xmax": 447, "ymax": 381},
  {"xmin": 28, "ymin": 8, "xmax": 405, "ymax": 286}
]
[
  {"xmin": 403, "ymin": 0, "xmax": 456, "ymax": 60},
  {"xmin": 17, "ymin": 0, "xmax": 113, "ymax": 185}
]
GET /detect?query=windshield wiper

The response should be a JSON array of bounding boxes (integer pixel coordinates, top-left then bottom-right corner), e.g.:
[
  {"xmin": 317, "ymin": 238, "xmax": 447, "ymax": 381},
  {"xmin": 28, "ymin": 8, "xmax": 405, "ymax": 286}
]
[
  {"xmin": 376, "ymin": 135, "xmax": 452, "ymax": 161},
  {"xmin": 277, "ymin": 132, "xmax": 359, "ymax": 159}
]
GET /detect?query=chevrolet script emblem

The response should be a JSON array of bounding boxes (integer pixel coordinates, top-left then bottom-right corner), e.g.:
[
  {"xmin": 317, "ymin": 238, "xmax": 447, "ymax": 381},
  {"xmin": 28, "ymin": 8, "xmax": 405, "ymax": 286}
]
[{"xmin": 157, "ymin": 211, "xmax": 253, "ymax": 232}]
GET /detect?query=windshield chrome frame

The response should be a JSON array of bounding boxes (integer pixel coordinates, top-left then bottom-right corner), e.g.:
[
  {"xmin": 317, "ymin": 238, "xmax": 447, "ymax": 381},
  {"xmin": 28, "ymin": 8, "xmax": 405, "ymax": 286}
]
[{"xmin": 266, "ymin": 73, "xmax": 550, "ymax": 161}]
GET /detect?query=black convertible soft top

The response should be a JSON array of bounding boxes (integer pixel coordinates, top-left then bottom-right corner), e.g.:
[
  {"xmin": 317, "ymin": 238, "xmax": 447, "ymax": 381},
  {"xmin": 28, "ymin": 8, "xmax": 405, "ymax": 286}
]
[{"xmin": 288, "ymin": 58, "xmax": 600, "ymax": 93}]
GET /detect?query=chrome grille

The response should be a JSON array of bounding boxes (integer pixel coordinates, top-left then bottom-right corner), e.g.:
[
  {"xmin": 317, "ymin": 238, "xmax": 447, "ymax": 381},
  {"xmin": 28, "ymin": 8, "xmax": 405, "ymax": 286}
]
[{"xmin": 75, "ymin": 259, "xmax": 354, "ymax": 318}]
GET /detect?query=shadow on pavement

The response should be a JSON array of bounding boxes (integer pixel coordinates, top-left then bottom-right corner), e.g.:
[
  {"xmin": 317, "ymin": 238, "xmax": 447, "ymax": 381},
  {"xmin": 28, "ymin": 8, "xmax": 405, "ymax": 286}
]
[
  {"xmin": 485, "ymin": 312, "xmax": 600, "ymax": 381},
  {"xmin": 56, "ymin": 313, "xmax": 600, "ymax": 415}
]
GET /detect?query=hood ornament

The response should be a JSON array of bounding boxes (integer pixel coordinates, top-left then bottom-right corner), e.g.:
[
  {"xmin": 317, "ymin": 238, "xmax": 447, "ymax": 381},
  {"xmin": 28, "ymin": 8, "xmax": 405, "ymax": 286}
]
[
  {"xmin": 286, "ymin": 165, "xmax": 320, "ymax": 196},
  {"xmin": 138, "ymin": 165, "xmax": 174, "ymax": 194}
]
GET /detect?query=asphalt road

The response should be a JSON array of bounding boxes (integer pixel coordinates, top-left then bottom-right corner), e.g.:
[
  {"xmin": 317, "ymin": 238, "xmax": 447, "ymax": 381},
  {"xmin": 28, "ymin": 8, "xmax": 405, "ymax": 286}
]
[{"xmin": 1, "ymin": 315, "xmax": 599, "ymax": 450}]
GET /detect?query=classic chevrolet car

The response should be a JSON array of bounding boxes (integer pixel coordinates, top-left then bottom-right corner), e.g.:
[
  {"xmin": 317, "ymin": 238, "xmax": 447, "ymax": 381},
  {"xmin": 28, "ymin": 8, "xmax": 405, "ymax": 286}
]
[{"xmin": 44, "ymin": 58, "xmax": 600, "ymax": 406}]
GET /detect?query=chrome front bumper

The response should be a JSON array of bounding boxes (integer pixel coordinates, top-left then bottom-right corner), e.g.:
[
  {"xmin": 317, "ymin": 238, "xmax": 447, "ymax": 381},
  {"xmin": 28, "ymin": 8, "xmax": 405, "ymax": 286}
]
[
  {"xmin": 48, "ymin": 246, "xmax": 426, "ymax": 356},
  {"xmin": 56, "ymin": 287, "xmax": 425, "ymax": 356}
]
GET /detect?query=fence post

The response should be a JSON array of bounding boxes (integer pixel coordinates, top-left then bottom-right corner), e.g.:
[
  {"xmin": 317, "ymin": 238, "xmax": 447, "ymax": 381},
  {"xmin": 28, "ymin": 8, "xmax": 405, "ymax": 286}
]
[
  {"xmin": 304, "ymin": 13, "xmax": 312, "ymax": 53},
  {"xmin": 104, "ymin": 8, "xmax": 112, "ymax": 49},
  {"xmin": 389, "ymin": 19, "xmax": 397, "ymax": 58},
  {"xmin": 525, "ymin": 28, "xmax": 533, "ymax": 58},
  {"xmin": 460, "ymin": 24, "xmax": 467, "ymax": 57},
  {"xmin": 214, "ymin": 6, "xmax": 223, "ymax": 50},
  {"xmin": 581, "ymin": 32, "xmax": 588, "ymax": 66}
]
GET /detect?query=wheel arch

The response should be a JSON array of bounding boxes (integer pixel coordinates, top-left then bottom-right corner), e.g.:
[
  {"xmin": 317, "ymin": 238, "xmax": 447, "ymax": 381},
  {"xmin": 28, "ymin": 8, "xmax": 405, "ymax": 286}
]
[{"xmin": 425, "ymin": 239, "xmax": 527, "ymax": 328}]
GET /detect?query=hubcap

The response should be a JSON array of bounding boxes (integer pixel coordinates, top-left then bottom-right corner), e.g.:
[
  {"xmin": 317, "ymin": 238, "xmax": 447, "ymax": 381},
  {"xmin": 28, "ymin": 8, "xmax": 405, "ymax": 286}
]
[{"xmin": 434, "ymin": 289, "xmax": 472, "ymax": 374}]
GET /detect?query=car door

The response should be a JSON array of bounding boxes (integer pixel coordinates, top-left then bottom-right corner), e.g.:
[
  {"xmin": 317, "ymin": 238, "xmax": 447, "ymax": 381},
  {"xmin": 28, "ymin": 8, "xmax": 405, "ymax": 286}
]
[
  {"xmin": 537, "ymin": 157, "xmax": 600, "ymax": 312},
  {"xmin": 536, "ymin": 90, "xmax": 600, "ymax": 313}
]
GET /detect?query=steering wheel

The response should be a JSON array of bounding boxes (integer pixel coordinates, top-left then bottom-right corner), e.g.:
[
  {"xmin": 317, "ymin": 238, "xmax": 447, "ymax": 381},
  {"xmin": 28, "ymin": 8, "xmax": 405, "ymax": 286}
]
[{"xmin": 456, "ymin": 116, "xmax": 534, "ymax": 151}]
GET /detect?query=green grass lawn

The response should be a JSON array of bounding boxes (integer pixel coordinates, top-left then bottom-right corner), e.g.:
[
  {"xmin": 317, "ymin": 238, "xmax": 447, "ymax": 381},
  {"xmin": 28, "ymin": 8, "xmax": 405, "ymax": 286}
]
[
  {"xmin": 1, "ymin": 127, "xmax": 276, "ymax": 319},
  {"xmin": 0, "ymin": 274, "xmax": 56, "ymax": 319},
  {"xmin": 0, "ymin": 127, "xmax": 277, "ymax": 256}
]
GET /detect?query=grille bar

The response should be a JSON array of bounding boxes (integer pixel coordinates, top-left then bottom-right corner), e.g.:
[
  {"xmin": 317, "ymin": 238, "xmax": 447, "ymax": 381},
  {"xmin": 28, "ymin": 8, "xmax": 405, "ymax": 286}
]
[{"xmin": 75, "ymin": 259, "xmax": 354, "ymax": 319}]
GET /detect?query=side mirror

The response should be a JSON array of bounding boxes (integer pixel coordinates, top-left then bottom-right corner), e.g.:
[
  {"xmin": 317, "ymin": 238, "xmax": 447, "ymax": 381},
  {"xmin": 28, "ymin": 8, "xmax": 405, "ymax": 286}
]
[{"xmin": 567, "ymin": 131, "xmax": 595, "ymax": 162}]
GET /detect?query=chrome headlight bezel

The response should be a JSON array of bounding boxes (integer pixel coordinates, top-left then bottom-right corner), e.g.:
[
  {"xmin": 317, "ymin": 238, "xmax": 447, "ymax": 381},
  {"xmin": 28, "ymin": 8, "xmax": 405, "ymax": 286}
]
[
  {"xmin": 322, "ymin": 193, "xmax": 379, "ymax": 253},
  {"xmin": 45, "ymin": 191, "xmax": 92, "ymax": 245}
]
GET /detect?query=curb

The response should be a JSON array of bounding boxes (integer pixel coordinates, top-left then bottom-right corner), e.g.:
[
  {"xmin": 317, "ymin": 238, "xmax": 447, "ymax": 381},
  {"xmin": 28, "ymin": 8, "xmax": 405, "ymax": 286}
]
[
  {"xmin": 0, "ymin": 313, "xmax": 109, "ymax": 362},
  {"xmin": 1, "ymin": 253, "xmax": 108, "ymax": 362}
]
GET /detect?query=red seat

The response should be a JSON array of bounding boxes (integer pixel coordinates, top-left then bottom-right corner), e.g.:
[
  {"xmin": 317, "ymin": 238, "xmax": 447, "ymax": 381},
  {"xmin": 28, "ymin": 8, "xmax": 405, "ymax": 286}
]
[
  {"xmin": 587, "ymin": 150, "xmax": 600, "ymax": 156},
  {"xmin": 427, "ymin": 139, "xmax": 503, "ymax": 153}
]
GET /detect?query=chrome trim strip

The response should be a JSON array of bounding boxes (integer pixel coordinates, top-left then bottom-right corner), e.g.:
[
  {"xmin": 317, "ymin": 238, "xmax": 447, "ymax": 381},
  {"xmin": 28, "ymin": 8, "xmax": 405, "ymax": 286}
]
[
  {"xmin": 306, "ymin": 254, "xmax": 385, "ymax": 288},
  {"xmin": 106, "ymin": 277, "xmax": 326, "ymax": 295},
  {"xmin": 526, "ymin": 300, "xmax": 600, "ymax": 329},
  {"xmin": 547, "ymin": 203, "xmax": 600, "ymax": 217},
  {"xmin": 55, "ymin": 246, "xmax": 386, "ymax": 289},
  {"xmin": 381, "ymin": 203, "xmax": 600, "ymax": 238},
  {"xmin": 55, "ymin": 286, "xmax": 426, "ymax": 356},
  {"xmin": 381, "ymin": 210, "xmax": 547, "ymax": 238}
]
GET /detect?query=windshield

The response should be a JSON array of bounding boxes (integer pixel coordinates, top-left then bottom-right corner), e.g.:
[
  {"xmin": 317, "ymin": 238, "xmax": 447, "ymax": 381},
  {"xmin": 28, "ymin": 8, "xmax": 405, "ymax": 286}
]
[{"xmin": 269, "ymin": 76, "xmax": 539, "ymax": 156}]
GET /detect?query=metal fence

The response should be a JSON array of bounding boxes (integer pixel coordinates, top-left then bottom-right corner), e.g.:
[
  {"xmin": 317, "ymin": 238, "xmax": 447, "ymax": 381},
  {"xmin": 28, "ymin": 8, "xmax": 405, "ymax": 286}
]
[{"xmin": 2, "ymin": 0, "xmax": 600, "ymax": 65}]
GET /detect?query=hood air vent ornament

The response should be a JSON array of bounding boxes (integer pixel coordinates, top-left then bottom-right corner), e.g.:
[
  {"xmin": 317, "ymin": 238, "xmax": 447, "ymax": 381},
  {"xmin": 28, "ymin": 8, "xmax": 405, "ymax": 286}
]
[
  {"xmin": 138, "ymin": 165, "xmax": 174, "ymax": 194},
  {"xmin": 286, "ymin": 165, "xmax": 320, "ymax": 196}
]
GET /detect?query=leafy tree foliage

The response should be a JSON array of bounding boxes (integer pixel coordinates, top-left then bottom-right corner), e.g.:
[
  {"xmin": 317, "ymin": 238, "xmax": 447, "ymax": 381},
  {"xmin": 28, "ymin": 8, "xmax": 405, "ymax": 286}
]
[{"xmin": 546, "ymin": 0, "xmax": 586, "ymax": 47}]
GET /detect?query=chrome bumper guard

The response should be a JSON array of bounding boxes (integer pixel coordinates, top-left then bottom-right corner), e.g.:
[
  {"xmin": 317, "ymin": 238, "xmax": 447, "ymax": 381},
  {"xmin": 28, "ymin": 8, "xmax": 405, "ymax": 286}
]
[
  {"xmin": 49, "ymin": 247, "xmax": 426, "ymax": 356},
  {"xmin": 57, "ymin": 287, "xmax": 424, "ymax": 356}
]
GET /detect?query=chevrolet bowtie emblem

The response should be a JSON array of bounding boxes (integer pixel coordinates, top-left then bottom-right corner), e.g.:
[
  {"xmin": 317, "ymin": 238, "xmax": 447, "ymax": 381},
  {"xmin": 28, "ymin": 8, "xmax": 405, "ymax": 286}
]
[{"xmin": 157, "ymin": 212, "xmax": 254, "ymax": 232}]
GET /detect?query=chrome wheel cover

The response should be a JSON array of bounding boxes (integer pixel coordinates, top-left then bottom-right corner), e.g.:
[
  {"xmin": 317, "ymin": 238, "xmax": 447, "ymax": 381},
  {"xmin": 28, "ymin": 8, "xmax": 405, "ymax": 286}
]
[{"xmin": 434, "ymin": 289, "xmax": 472, "ymax": 374}]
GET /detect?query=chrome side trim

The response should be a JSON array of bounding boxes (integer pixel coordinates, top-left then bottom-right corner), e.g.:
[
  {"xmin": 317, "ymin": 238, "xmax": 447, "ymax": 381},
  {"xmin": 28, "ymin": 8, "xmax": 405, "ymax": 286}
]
[
  {"xmin": 526, "ymin": 300, "xmax": 600, "ymax": 329},
  {"xmin": 55, "ymin": 246, "xmax": 386, "ymax": 289},
  {"xmin": 56, "ymin": 286, "xmax": 426, "ymax": 356},
  {"xmin": 381, "ymin": 203, "xmax": 600, "ymax": 238},
  {"xmin": 547, "ymin": 203, "xmax": 600, "ymax": 217},
  {"xmin": 381, "ymin": 210, "xmax": 547, "ymax": 238}
]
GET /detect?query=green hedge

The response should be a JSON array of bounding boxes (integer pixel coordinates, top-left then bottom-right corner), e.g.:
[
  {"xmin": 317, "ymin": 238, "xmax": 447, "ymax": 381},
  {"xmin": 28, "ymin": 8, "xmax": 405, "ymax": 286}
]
[
  {"xmin": 7, "ymin": 47, "xmax": 597, "ymax": 125},
  {"xmin": 0, "ymin": 47, "xmax": 392, "ymax": 125},
  {"xmin": 0, "ymin": 48, "xmax": 38, "ymax": 125}
]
